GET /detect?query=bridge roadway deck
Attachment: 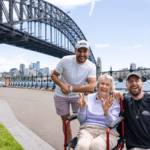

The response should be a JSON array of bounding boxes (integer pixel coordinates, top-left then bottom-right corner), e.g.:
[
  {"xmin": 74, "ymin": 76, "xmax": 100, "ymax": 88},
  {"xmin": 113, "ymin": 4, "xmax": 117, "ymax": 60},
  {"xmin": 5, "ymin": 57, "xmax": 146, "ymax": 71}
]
[{"xmin": 0, "ymin": 87, "xmax": 80, "ymax": 150}]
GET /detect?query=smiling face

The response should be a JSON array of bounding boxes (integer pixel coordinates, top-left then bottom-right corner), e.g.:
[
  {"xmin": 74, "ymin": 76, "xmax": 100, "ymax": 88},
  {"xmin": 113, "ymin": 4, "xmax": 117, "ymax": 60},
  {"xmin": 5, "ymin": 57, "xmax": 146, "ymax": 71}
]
[
  {"xmin": 98, "ymin": 78, "xmax": 112, "ymax": 99},
  {"xmin": 75, "ymin": 48, "xmax": 90, "ymax": 64},
  {"xmin": 126, "ymin": 75, "xmax": 144, "ymax": 97}
]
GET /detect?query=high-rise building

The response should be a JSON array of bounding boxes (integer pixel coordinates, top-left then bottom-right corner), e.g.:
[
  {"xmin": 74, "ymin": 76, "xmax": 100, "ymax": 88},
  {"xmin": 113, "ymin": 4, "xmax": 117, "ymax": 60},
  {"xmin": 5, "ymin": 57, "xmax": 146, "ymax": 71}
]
[
  {"xmin": 45, "ymin": 67, "xmax": 49, "ymax": 75},
  {"xmin": 96, "ymin": 57, "xmax": 102, "ymax": 79},
  {"xmin": 20, "ymin": 64, "xmax": 25, "ymax": 74},
  {"xmin": 29, "ymin": 70, "xmax": 36, "ymax": 76},
  {"xmin": 24, "ymin": 68, "xmax": 29, "ymax": 76},
  {"xmin": 36, "ymin": 61, "xmax": 40, "ymax": 71},
  {"xmin": 0, "ymin": 73, "xmax": 2, "ymax": 77},
  {"xmin": 40, "ymin": 67, "xmax": 49, "ymax": 76},
  {"xmin": 30, "ymin": 61, "xmax": 40, "ymax": 72},
  {"xmin": 29, "ymin": 63, "xmax": 33, "ymax": 70},
  {"xmin": 130, "ymin": 63, "xmax": 136, "ymax": 70},
  {"xmin": 10, "ymin": 68, "xmax": 18, "ymax": 75},
  {"xmin": 14, "ymin": 70, "xmax": 20, "ymax": 76},
  {"xmin": 33, "ymin": 63, "xmax": 37, "ymax": 70}
]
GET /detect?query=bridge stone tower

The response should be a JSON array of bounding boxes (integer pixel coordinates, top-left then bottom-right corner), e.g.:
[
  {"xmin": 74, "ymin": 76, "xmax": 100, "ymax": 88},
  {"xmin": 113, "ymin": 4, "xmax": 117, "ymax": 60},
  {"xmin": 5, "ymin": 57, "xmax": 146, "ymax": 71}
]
[{"xmin": 96, "ymin": 57, "xmax": 102, "ymax": 80}]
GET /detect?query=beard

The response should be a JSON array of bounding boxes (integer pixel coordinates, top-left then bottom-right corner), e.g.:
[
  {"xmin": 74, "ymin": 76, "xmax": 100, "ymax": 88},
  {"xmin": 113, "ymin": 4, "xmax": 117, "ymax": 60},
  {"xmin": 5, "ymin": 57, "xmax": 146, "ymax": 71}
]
[
  {"xmin": 76, "ymin": 56, "xmax": 87, "ymax": 63},
  {"xmin": 129, "ymin": 88, "xmax": 142, "ymax": 97}
]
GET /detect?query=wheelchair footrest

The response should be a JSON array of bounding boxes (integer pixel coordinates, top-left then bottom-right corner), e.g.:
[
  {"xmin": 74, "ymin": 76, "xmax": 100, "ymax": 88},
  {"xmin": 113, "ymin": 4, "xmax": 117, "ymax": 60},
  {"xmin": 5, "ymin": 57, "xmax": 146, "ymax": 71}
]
[{"xmin": 66, "ymin": 137, "xmax": 77, "ymax": 149}]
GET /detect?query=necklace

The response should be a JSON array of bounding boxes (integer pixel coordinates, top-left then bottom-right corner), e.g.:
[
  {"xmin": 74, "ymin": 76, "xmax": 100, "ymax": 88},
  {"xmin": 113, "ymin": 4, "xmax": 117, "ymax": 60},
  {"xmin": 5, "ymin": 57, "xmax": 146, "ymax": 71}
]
[{"xmin": 132, "ymin": 97, "xmax": 144, "ymax": 119}]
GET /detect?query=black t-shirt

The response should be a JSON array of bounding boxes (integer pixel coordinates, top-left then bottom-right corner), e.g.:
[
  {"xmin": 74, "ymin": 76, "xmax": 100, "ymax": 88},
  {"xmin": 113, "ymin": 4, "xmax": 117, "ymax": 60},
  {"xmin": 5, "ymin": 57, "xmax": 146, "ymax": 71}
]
[{"xmin": 123, "ymin": 93, "xmax": 150, "ymax": 149}]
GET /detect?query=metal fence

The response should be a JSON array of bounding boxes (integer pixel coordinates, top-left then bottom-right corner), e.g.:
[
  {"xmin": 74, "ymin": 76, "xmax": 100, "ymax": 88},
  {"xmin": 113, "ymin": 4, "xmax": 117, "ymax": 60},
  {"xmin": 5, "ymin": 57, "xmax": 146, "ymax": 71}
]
[
  {"xmin": 97, "ymin": 66, "xmax": 150, "ymax": 93},
  {"xmin": 6, "ymin": 66, "xmax": 150, "ymax": 93},
  {"xmin": 9, "ymin": 74, "xmax": 55, "ymax": 89}
]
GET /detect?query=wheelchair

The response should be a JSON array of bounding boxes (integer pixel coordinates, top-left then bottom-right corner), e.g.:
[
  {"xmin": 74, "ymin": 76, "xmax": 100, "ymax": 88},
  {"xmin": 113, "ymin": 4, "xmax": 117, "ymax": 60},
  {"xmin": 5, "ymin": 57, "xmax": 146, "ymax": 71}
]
[{"xmin": 64, "ymin": 98, "xmax": 125, "ymax": 150}]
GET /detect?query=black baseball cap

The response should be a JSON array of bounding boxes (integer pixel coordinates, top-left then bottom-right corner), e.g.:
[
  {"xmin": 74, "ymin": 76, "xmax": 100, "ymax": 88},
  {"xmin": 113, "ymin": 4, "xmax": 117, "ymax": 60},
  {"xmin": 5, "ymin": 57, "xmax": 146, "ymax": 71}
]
[{"xmin": 126, "ymin": 72, "xmax": 142, "ymax": 82}]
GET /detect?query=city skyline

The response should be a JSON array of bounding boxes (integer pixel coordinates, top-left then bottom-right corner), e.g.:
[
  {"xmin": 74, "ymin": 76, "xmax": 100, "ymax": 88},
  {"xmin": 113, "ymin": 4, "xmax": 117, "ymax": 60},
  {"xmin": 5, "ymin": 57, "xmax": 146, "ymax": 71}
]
[
  {"xmin": 1, "ymin": 60, "xmax": 149, "ymax": 74},
  {"xmin": 5, "ymin": 61, "xmax": 51, "ymax": 77},
  {"xmin": 3, "ymin": 61, "xmax": 50, "ymax": 71},
  {"xmin": 0, "ymin": 0, "xmax": 150, "ymax": 72}
]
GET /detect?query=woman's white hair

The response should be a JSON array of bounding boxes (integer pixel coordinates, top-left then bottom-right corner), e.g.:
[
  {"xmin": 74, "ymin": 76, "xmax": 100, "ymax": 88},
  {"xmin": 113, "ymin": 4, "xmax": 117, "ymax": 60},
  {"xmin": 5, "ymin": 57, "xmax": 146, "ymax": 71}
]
[{"xmin": 96, "ymin": 74, "xmax": 115, "ymax": 92}]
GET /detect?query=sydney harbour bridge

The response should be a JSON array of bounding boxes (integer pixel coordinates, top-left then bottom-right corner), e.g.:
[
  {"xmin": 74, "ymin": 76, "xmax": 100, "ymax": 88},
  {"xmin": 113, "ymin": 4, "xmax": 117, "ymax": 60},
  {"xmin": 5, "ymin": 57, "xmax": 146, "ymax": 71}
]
[{"xmin": 0, "ymin": 0, "xmax": 96, "ymax": 64}]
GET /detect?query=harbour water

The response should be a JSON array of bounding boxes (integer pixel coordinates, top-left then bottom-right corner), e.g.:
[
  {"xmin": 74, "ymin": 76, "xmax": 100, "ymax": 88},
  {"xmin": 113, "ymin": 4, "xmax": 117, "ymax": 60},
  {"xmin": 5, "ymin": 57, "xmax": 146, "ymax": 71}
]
[
  {"xmin": 0, "ymin": 81, "xmax": 5, "ymax": 85},
  {"xmin": 1, "ymin": 80, "xmax": 150, "ymax": 92},
  {"xmin": 115, "ymin": 80, "xmax": 150, "ymax": 93}
]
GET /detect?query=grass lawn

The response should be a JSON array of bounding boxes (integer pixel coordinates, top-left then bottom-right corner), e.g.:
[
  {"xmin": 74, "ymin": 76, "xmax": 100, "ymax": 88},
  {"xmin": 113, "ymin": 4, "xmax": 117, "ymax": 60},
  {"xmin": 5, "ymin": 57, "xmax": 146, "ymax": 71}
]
[{"xmin": 0, "ymin": 123, "xmax": 24, "ymax": 150}]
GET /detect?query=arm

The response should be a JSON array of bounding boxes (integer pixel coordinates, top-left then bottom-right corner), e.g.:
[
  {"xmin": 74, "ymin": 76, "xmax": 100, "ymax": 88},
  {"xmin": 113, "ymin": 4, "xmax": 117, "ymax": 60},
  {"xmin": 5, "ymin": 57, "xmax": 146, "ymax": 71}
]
[
  {"xmin": 77, "ymin": 93, "xmax": 87, "ymax": 123},
  {"xmin": 72, "ymin": 77, "xmax": 96, "ymax": 93},
  {"xmin": 77, "ymin": 108, "xmax": 87, "ymax": 123},
  {"xmin": 51, "ymin": 70, "xmax": 70, "ymax": 94},
  {"xmin": 105, "ymin": 99, "xmax": 120, "ymax": 126},
  {"xmin": 100, "ymin": 95, "xmax": 120, "ymax": 126}
]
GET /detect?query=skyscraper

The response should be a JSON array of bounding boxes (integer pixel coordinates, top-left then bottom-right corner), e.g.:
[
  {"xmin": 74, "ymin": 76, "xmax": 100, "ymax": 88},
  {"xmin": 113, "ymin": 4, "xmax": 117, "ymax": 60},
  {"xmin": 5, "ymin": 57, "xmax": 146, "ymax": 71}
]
[
  {"xmin": 96, "ymin": 57, "xmax": 102, "ymax": 79},
  {"xmin": 20, "ymin": 64, "xmax": 25, "ymax": 74},
  {"xmin": 29, "ymin": 63, "xmax": 33, "ymax": 70},
  {"xmin": 33, "ymin": 63, "xmax": 37, "ymax": 70},
  {"xmin": 45, "ymin": 67, "xmax": 49, "ymax": 75},
  {"xmin": 36, "ymin": 61, "xmax": 40, "ymax": 71},
  {"xmin": 24, "ymin": 68, "xmax": 29, "ymax": 76},
  {"xmin": 130, "ymin": 63, "xmax": 136, "ymax": 70}
]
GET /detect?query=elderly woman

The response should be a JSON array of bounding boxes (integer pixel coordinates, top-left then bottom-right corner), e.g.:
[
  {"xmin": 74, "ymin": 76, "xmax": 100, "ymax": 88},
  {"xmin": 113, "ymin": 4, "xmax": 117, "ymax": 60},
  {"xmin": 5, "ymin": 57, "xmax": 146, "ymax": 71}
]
[{"xmin": 75, "ymin": 74, "xmax": 120, "ymax": 150}]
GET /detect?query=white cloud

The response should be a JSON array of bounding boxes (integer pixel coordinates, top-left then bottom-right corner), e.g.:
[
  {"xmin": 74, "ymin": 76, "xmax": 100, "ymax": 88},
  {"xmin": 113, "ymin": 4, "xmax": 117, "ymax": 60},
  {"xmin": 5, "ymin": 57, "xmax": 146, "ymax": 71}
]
[
  {"xmin": 121, "ymin": 45, "xmax": 142, "ymax": 52},
  {"xmin": 121, "ymin": 46, "xmax": 131, "ymax": 52},
  {"xmin": 2, "ymin": 0, "xmax": 101, "ymax": 24},
  {"xmin": 134, "ymin": 45, "xmax": 142, "ymax": 49},
  {"xmin": 0, "ymin": 57, "xmax": 17, "ymax": 72},
  {"xmin": 46, "ymin": 0, "xmax": 101, "ymax": 9},
  {"xmin": 95, "ymin": 43, "xmax": 110, "ymax": 48},
  {"xmin": 0, "ymin": 53, "xmax": 56, "ymax": 73},
  {"xmin": 0, "ymin": 55, "xmax": 29, "ymax": 72},
  {"xmin": 89, "ymin": 2, "xmax": 95, "ymax": 17}
]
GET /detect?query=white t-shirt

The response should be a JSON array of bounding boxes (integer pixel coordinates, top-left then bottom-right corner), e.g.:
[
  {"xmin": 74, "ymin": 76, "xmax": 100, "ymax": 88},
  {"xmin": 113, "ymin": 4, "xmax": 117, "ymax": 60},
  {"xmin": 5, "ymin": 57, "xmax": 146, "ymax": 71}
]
[{"xmin": 54, "ymin": 55, "xmax": 96, "ymax": 98}]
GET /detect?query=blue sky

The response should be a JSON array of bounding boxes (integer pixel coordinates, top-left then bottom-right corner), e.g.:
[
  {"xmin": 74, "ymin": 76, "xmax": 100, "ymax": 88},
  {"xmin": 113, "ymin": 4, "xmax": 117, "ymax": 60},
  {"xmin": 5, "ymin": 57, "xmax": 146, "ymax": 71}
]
[{"xmin": 0, "ymin": 0, "xmax": 150, "ymax": 72}]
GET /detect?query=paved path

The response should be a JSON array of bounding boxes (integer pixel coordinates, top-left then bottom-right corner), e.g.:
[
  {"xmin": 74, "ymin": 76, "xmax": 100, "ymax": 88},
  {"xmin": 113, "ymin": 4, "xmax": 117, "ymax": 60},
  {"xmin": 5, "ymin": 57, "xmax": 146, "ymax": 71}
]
[
  {"xmin": 0, "ymin": 100, "xmax": 55, "ymax": 150},
  {"xmin": 0, "ymin": 87, "xmax": 80, "ymax": 150}
]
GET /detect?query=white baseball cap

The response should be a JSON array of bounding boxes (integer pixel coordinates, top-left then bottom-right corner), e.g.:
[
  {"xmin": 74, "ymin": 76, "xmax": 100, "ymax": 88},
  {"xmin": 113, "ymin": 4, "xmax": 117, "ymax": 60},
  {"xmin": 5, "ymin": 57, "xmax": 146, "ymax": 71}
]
[{"xmin": 75, "ymin": 40, "xmax": 90, "ymax": 51}]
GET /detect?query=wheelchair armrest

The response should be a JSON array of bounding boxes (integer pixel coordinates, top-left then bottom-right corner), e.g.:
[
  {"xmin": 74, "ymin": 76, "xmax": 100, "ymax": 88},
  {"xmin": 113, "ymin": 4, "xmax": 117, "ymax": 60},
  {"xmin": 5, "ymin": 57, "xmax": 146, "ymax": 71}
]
[
  {"xmin": 108, "ymin": 116, "xmax": 125, "ymax": 129},
  {"xmin": 67, "ymin": 114, "xmax": 77, "ymax": 121}
]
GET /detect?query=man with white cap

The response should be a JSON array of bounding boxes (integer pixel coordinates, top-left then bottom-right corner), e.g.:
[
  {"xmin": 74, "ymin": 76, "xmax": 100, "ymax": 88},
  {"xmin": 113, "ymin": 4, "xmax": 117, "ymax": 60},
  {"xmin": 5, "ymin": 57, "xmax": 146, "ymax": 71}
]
[
  {"xmin": 51, "ymin": 40, "xmax": 96, "ymax": 149},
  {"xmin": 115, "ymin": 72, "xmax": 150, "ymax": 150}
]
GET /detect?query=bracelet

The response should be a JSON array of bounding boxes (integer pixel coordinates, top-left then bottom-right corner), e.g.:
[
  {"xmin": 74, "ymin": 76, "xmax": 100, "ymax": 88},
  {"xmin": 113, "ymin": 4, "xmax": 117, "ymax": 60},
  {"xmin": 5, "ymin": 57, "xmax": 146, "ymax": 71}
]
[{"xmin": 69, "ymin": 86, "xmax": 73, "ymax": 92}]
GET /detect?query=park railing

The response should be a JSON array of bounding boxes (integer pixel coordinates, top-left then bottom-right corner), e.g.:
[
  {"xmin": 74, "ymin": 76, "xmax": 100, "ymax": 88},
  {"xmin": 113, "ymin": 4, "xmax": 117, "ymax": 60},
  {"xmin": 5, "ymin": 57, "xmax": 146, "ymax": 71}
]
[
  {"xmin": 4, "ymin": 65, "xmax": 150, "ymax": 93},
  {"xmin": 9, "ymin": 74, "xmax": 56, "ymax": 89},
  {"xmin": 97, "ymin": 66, "xmax": 150, "ymax": 93}
]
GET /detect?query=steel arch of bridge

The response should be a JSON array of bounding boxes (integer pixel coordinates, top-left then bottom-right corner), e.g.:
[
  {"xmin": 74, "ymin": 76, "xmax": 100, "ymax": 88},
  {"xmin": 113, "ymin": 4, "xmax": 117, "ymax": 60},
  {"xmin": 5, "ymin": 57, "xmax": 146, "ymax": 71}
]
[{"xmin": 0, "ymin": 0, "xmax": 96, "ymax": 64}]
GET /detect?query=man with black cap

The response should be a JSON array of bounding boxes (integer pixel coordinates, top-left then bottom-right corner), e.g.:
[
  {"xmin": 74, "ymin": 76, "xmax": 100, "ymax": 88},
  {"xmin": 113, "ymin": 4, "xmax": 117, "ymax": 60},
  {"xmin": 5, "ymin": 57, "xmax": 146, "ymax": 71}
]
[
  {"xmin": 116, "ymin": 72, "xmax": 150, "ymax": 150},
  {"xmin": 51, "ymin": 40, "xmax": 96, "ymax": 149}
]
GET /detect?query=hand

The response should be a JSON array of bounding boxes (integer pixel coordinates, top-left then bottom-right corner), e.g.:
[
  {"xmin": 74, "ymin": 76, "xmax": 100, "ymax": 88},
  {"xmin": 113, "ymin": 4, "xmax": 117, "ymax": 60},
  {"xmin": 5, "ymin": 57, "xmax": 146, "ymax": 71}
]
[
  {"xmin": 78, "ymin": 92, "xmax": 87, "ymax": 109},
  {"xmin": 112, "ymin": 90, "xmax": 123, "ymax": 103},
  {"xmin": 101, "ymin": 95, "xmax": 115, "ymax": 116},
  {"xmin": 60, "ymin": 83, "xmax": 71, "ymax": 94}
]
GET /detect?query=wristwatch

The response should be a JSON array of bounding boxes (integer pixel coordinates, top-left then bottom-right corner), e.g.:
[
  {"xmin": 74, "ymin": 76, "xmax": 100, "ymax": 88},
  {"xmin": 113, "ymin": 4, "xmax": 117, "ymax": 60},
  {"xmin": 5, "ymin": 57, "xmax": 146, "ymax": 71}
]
[{"xmin": 69, "ymin": 86, "xmax": 73, "ymax": 92}]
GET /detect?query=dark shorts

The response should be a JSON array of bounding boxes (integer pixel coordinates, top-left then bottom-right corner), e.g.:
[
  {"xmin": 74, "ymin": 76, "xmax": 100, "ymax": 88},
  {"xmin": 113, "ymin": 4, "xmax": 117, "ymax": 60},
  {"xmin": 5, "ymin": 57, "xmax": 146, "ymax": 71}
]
[{"xmin": 54, "ymin": 95, "xmax": 79, "ymax": 116}]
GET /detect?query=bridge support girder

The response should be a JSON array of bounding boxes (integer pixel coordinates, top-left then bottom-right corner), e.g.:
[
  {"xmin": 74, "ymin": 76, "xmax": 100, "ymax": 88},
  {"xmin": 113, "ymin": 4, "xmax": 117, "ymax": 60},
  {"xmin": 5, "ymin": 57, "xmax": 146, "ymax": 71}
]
[
  {"xmin": 9, "ymin": 0, "xmax": 13, "ymax": 25},
  {"xmin": 0, "ymin": 0, "xmax": 2, "ymax": 23}
]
